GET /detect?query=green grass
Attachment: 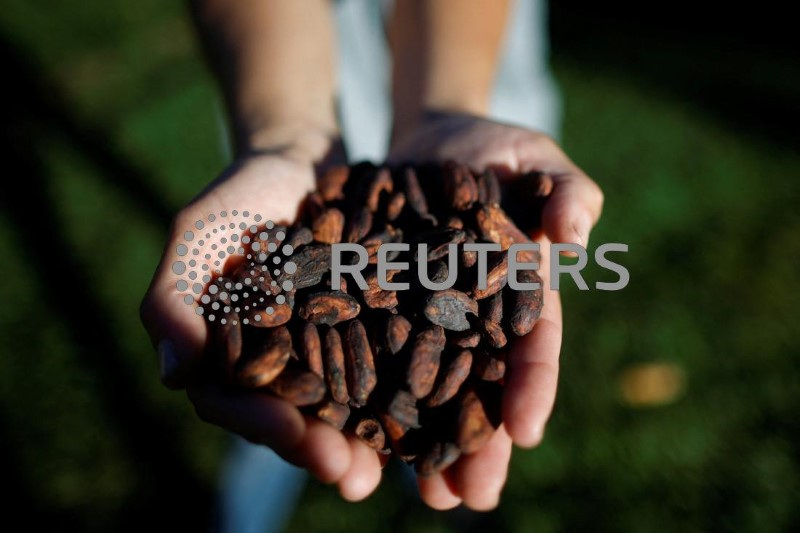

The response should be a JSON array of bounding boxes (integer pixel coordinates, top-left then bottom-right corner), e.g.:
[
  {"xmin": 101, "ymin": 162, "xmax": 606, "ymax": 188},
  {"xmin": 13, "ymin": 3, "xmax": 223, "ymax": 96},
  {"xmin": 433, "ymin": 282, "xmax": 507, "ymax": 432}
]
[{"xmin": 0, "ymin": 2, "xmax": 798, "ymax": 532}]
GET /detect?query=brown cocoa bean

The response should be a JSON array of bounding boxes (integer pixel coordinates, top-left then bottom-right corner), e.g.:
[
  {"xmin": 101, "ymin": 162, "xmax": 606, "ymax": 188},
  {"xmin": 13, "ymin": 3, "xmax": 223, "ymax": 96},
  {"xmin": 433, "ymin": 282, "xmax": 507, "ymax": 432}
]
[
  {"xmin": 316, "ymin": 400, "xmax": 351, "ymax": 430},
  {"xmin": 365, "ymin": 167, "xmax": 394, "ymax": 212},
  {"xmin": 448, "ymin": 330, "xmax": 481, "ymax": 349},
  {"xmin": 424, "ymin": 289, "xmax": 478, "ymax": 331},
  {"xmin": 323, "ymin": 327, "xmax": 349, "ymax": 404},
  {"xmin": 386, "ymin": 191, "xmax": 406, "ymax": 221},
  {"xmin": 473, "ymin": 252, "xmax": 509, "ymax": 300},
  {"xmin": 443, "ymin": 162, "xmax": 479, "ymax": 211},
  {"xmin": 283, "ymin": 244, "xmax": 331, "ymax": 290},
  {"xmin": 473, "ymin": 349, "xmax": 506, "ymax": 381},
  {"xmin": 476, "ymin": 168, "xmax": 501, "ymax": 205},
  {"xmin": 385, "ymin": 314, "xmax": 412, "ymax": 354},
  {"xmin": 300, "ymin": 322, "xmax": 324, "ymax": 377},
  {"xmin": 414, "ymin": 228, "xmax": 466, "ymax": 262},
  {"xmin": 401, "ymin": 167, "xmax": 429, "ymax": 216},
  {"xmin": 317, "ymin": 165, "xmax": 349, "ymax": 201},
  {"xmin": 480, "ymin": 319, "xmax": 508, "ymax": 349},
  {"xmin": 387, "ymin": 390, "xmax": 420, "ymax": 428},
  {"xmin": 456, "ymin": 387, "xmax": 496, "ymax": 454},
  {"xmin": 354, "ymin": 417, "xmax": 386, "ymax": 451},
  {"xmin": 312, "ymin": 207, "xmax": 345, "ymax": 244},
  {"xmin": 298, "ymin": 291, "xmax": 360, "ymax": 326},
  {"xmin": 415, "ymin": 441, "xmax": 461, "ymax": 476},
  {"xmin": 344, "ymin": 319, "xmax": 377, "ymax": 407},
  {"xmin": 268, "ymin": 364, "xmax": 326, "ymax": 406},
  {"xmin": 407, "ymin": 325, "xmax": 446, "ymax": 398},
  {"xmin": 345, "ymin": 206, "xmax": 373, "ymax": 243},
  {"xmin": 508, "ymin": 269, "xmax": 544, "ymax": 336},
  {"xmin": 236, "ymin": 327, "xmax": 292, "ymax": 388},
  {"xmin": 427, "ymin": 349, "xmax": 472, "ymax": 407}
]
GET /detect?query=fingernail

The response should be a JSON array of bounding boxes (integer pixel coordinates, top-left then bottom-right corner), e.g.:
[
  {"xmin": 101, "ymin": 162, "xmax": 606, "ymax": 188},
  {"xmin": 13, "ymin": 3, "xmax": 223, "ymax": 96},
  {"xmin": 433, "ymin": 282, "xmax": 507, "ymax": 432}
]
[
  {"xmin": 520, "ymin": 425, "xmax": 545, "ymax": 448},
  {"xmin": 158, "ymin": 339, "xmax": 179, "ymax": 384},
  {"xmin": 572, "ymin": 211, "xmax": 593, "ymax": 248}
]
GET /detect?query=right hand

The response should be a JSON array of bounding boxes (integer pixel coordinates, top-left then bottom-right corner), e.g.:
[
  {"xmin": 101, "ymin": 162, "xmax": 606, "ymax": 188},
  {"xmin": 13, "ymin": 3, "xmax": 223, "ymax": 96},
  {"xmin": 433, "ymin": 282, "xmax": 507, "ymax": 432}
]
[{"xmin": 140, "ymin": 137, "xmax": 384, "ymax": 501}]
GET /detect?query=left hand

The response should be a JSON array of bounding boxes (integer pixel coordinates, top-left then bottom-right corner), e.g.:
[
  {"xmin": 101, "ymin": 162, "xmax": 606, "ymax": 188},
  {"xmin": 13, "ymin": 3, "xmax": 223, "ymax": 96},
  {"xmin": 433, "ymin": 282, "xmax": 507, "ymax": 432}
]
[{"xmin": 389, "ymin": 111, "xmax": 604, "ymax": 511}]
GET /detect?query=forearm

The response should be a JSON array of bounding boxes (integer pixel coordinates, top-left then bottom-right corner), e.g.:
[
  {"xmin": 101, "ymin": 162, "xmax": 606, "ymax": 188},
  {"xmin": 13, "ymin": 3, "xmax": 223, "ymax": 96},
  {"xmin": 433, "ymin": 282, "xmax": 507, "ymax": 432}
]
[
  {"xmin": 389, "ymin": 0, "xmax": 510, "ymax": 141},
  {"xmin": 191, "ymin": 0, "xmax": 338, "ymax": 159}
]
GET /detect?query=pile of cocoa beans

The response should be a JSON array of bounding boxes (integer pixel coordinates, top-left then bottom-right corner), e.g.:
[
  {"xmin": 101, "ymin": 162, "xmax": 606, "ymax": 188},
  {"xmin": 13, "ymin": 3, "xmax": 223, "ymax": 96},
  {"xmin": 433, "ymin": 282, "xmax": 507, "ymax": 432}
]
[{"xmin": 201, "ymin": 162, "xmax": 551, "ymax": 475}]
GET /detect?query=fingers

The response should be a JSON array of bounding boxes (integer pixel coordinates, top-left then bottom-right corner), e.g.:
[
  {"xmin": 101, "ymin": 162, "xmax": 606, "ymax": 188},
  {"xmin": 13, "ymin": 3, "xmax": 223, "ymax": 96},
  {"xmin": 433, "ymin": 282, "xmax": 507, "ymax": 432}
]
[
  {"xmin": 337, "ymin": 437, "xmax": 382, "ymax": 501},
  {"xmin": 448, "ymin": 426, "xmax": 513, "ymax": 511},
  {"xmin": 418, "ymin": 472, "xmax": 462, "ymax": 510},
  {"xmin": 297, "ymin": 418, "xmax": 354, "ymax": 484},
  {"xmin": 504, "ymin": 236, "xmax": 563, "ymax": 447},
  {"xmin": 187, "ymin": 382, "xmax": 353, "ymax": 484},
  {"xmin": 541, "ymin": 171, "xmax": 604, "ymax": 249}
]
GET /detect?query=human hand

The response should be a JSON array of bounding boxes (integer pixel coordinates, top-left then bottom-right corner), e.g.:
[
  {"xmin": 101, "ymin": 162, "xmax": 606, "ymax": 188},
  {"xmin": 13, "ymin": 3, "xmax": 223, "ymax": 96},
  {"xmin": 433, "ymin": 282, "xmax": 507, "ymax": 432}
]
[
  {"xmin": 140, "ymin": 135, "xmax": 385, "ymax": 501},
  {"xmin": 390, "ymin": 111, "xmax": 604, "ymax": 510}
]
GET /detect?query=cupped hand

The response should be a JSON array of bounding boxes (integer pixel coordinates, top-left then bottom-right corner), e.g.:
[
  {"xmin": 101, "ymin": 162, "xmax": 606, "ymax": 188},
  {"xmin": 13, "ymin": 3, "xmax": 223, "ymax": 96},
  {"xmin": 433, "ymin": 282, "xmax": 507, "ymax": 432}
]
[
  {"xmin": 140, "ymin": 147, "xmax": 383, "ymax": 501},
  {"xmin": 390, "ymin": 112, "xmax": 603, "ymax": 510}
]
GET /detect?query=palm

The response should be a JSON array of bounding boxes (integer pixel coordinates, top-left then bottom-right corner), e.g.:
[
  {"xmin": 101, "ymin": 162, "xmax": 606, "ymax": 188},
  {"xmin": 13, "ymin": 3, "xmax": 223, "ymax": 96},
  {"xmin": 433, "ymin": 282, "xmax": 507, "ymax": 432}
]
[
  {"xmin": 389, "ymin": 114, "xmax": 599, "ymax": 510},
  {"xmin": 142, "ymin": 154, "xmax": 384, "ymax": 498}
]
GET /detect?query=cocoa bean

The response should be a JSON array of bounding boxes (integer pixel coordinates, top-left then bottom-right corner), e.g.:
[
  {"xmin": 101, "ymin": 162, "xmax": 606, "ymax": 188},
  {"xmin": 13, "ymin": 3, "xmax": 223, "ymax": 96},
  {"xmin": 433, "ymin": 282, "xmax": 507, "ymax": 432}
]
[
  {"xmin": 415, "ymin": 441, "xmax": 461, "ymax": 476},
  {"xmin": 316, "ymin": 400, "xmax": 351, "ymax": 430},
  {"xmin": 268, "ymin": 364, "xmax": 326, "ymax": 406},
  {"xmin": 427, "ymin": 349, "xmax": 472, "ymax": 407},
  {"xmin": 354, "ymin": 417, "xmax": 386, "ymax": 451},
  {"xmin": 300, "ymin": 322, "xmax": 324, "ymax": 377},
  {"xmin": 424, "ymin": 289, "xmax": 478, "ymax": 331},
  {"xmin": 236, "ymin": 326, "xmax": 292, "ymax": 388},
  {"xmin": 298, "ymin": 291, "xmax": 360, "ymax": 326},
  {"xmin": 401, "ymin": 167, "xmax": 429, "ymax": 216},
  {"xmin": 317, "ymin": 165, "xmax": 349, "ymax": 201},
  {"xmin": 344, "ymin": 319, "xmax": 377, "ymax": 407},
  {"xmin": 312, "ymin": 207, "xmax": 345, "ymax": 244},
  {"xmin": 385, "ymin": 314, "xmax": 412, "ymax": 355},
  {"xmin": 345, "ymin": 206, "xmax": 373, "ymax": 243},
  {"xmin": 386, "ymin": 191, "xmax": 406, "ymax": 221},
  {"xmin": 456, "ymin": 387, "xmax": 496, "ymax": 454},
  {"xmin": 508, "ymin": 269, "xmax": 544, "ymax": 336},
  {"xmin": 323, "ymin": 327, "xmax": 349, "ymax": 404},
  {"xmin": 407, "ymin": 325, "xmax": 446, "ymax": 398},
  {"xmin": 443, "ymin": 162, "xmax": 479, "ymax": 211},
  {"xmin": 387, "ymin": 390, "xmax": 420, "ymax": 428},
  {"xmin": 472, "ymin": 251, "xmax": 508, "ymax": 300},
  {"xmin": 473, "ymin": 349, "xmax": 506, "ymax": 381}
]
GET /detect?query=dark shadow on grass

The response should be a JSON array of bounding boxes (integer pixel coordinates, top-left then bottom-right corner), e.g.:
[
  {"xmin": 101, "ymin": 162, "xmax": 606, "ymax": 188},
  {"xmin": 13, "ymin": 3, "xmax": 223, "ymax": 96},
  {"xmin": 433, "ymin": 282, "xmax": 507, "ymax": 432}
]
[
  {"xmin": 0, "ymin": 37, "xmax": 212, "ymax": 531},
  {"xmin": 0, "ymin": 34, "xmax": 173, "ymax": 227},
  {"xmin": 550, "ymin": 3, "xmax": 800, "ymax": 150}
]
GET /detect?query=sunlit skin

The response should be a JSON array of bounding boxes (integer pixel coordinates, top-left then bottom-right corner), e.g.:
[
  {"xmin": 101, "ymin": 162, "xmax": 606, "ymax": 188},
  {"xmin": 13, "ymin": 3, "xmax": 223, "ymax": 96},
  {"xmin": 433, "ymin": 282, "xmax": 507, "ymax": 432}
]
[{"xmin": 141, "ymin": 0, "xmax": 602, "ymax": 511}]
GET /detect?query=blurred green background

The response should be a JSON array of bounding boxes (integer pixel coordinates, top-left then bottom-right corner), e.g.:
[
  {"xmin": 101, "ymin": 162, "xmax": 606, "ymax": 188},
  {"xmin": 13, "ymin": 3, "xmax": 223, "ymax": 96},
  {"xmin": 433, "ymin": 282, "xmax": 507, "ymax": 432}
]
[{"xmin": 0, "ymin": 1, "xmax": 797, "ymax": 531}]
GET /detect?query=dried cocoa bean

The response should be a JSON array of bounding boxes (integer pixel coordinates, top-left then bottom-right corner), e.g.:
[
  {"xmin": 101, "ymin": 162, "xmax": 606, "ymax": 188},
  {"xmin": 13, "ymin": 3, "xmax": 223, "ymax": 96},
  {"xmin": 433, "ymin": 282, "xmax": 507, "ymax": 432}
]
[
  {"xmin": 508, "ymin": 269, "xmax": 544, "ymax": 336},
  {"xmin": 344, "ymin": 319, "xmax": 377, "ymax": 407},
  {"xmin": 427, "ymin": 349, "xmax": 472, "ymax": 407},
  {"xmin": 424, "ymin": 289, "xmax": 478, "ymax": 331},
  {"xmin": 268, "ymin": 364, "xmax": 327, "ymax": 406},
  {"xmin": 323, "ymin": 327, "xmax": 349, "ymax": 404},
  {"xmin": 298, "ymin": 291, "xmax": 360, "ymax": 326},
  {"xmin": 312, "ymin": 207, "xmax": 345, "ymax": 244},
  {"xmin": 407, "ymin": 325, "xmax": 446, "ymax": 398},
  {"xmin": 300, "ymin": 322, "xmax": 324, "ymax": 377},
  {"xmin": 354, "ymin": 417, "xmax": 386, "ymax": 451},
  {"xmin": 236, "ymin": 326, "xmax": 292, "ymax": 388}
]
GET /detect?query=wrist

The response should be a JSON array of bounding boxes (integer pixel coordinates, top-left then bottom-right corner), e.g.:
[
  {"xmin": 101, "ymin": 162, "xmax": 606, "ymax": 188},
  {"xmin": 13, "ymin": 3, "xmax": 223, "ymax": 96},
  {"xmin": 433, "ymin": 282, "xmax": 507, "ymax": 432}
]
[
  {"xmin": 390, "ymin": 108, "xmax": 483, "ymax": 151},
  {"xmin": 234, "ymin": 119, "xmax": 344, "ymax": 166}
]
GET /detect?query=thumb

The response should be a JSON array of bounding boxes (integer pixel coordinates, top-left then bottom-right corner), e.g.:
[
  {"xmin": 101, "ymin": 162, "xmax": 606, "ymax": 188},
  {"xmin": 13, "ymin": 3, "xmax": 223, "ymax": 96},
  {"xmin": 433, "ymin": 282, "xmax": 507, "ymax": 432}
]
[
  {"xmin": 140, "ymin": 244, "xmax": 208, "ymax": 390},
  {"xmin": 541, "ymin": 172, "xmax": 604, "ymax": 249}
]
